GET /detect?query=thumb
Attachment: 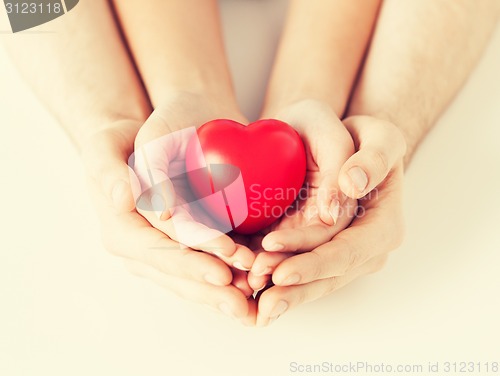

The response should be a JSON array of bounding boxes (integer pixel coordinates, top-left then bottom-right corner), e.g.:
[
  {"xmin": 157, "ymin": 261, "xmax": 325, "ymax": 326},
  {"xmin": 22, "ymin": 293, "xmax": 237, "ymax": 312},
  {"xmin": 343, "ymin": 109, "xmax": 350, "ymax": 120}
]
[
  {"xmin": 339, "ymin": 116, "xmax": 407, "ymax": 198},
  {"xmin": 132, "ymin": 110, "xmax": 198, "ymax": 221}
]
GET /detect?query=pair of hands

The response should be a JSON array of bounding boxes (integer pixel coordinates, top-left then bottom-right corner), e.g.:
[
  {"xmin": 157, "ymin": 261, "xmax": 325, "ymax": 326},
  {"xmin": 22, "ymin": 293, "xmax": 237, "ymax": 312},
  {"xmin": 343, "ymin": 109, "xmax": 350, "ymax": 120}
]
[{"xmin": 82, "ymin": 93, "xmax": 406, "ymax": 326}]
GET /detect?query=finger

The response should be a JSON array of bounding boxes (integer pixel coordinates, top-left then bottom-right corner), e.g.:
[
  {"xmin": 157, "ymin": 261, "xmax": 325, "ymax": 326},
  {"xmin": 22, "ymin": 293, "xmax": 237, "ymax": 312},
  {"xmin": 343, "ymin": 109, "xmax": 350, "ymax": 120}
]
[
  {"xmin": 92, "ymin": 179, "xmax": 234, "ymax": 286},
  {"xmin": 339, "ymin": 116, "xmax": 407, "ymax": 198},
  {"xmin": 108, "ymin": 221, "xmax": 234, "ymax": 286},
  {"xmin": 256, "ymin": 255, "xmax": 387, "ymax": 326},
  {"xmin": 260, "ymin": 199, "xmax": 356, "ymax": 253},
  {"xmin": 251, "ymin": 250, "xmax": 291, "ymax": 275},
  {"xmin": 261, "ymin": 224, "xmax": 334, "ymax": 253},
  {"xmin": 82, "ymin": 121, "xmax": 141, "ymax": 212},
  {"xmin": 225, "ymin": 244, "xmax": 256, "ymax": 272},
  {"xmin": 231, "ymin": 269, "xmax": 254, "ymax": 298},
  {"xmin": 139, "ymin": 204, "xmax": 241, "ymax": 258},
  {"xmin": 133, "ymin": 112, "xmax": 241, "ymax": 257},
  {"xmin": 240, "ymin": 297, "xmax": 258, "ymax": 327},
  {"xmin": 272, "ymin": 189, "xmax": 403, "ymax": 285},
  {"xmin": 133, "ymin": 110, "xmax": 198, "ymax": 220},
  {"xmin": 209, "ymin": 243, "xmax": 256, "ymax": 272},
  {"xmin": 248, "ymin": 251, "xmax": 290, "ymax": 290},
  {"xmin": 247, "ymin": 273, "xmax": 271, "ymax": 293},
  {"xmin": 124, "ymin": 259, "xmax": 249, "ymax": 319},
  {"xmin": 280, "ymin": 101, "xmax": 354, "ymax": 225}
]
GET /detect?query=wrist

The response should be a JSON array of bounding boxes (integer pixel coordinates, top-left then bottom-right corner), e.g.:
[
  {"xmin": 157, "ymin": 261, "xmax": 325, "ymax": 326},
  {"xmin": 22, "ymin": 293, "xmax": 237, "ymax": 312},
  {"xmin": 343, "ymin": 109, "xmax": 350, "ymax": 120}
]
[
  {"xmin": 147, "ymin": 62, "xmax": 238, "ymax": 112},
  {"xmin": 62, "ymin": 110, "xmax": 148, "ymax": 152},
  {"xmin": 151, "ymin": 90, "xmax": 247, "ymax": 133},
  {"xmin": 261, "ymin": 95, "xmax": 345, "ymax": 124},
  {"xmin": 262, "ymin": 85, "xmax": 348, "ymax": 119}
]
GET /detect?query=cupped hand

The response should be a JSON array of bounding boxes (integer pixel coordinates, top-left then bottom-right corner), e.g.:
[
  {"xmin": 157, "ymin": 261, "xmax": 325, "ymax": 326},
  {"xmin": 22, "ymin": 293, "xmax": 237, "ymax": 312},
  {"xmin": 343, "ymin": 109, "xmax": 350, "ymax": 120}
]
[
  {"xmin": 246, "ymin": 99, "xmax": 357, "ymax": 291},
  {"xmin": 254, "ymin": 115, "xmax": 407, "ymax": 326},
  {"xmin": 131, "ymin": 92, "xmax": 256, "ymax": 272},
  {"xmin": 81, "ymin": 117, "xmax": 254, "ymax": 323}
]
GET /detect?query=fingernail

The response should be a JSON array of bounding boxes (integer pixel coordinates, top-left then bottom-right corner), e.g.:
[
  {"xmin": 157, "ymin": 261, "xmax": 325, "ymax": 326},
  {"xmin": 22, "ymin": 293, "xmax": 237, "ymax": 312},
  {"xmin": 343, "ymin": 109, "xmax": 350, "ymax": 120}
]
[
  {"xmin": 204, "ymin": 273, "xmax": 223, "ymax": 286},
  {"xmin": 269, "ymin": 300, "xmax": 288, "ymax": 319},
  {"xmin": 111, "ymin": 180, "xmax": 127, "ymax": 209},
  {"xmin": 281, "ymin": 273, "xmax": 300, "ymax": 286},
  {"xmin": 255, "ymin": 282, "xmax": 267, "ymax": 292},
  {"xmin": 348, "ymin": 166, "xmax": 368, "ymax": 192},
  {"xmin": 218, "ymin": 302, "xmax": 235, "ymax": 318},
  {"xmin": 339, "ymin": 192, "xmax": 348, "ymax": 205},
  {"xmin": 329, "ymin": 200, "xmax": 340, "ymax": 225},
  {"xmin": 151, "ymin": 193, "xmax": 166, "ymax": 219},
  {"xmin": 268, "ymin": 243, "xmax": 285, "ymax": 252},
  {"xmin": 268, "ymin": 315, "xmax": 280, "ymax": 325},
  {"xmin": 159, "ymin": 210, "xmax": 171, "ymax": 221},
  {"xmin": 233, "ymin": 261, "xmax": 251, "ymax": 271},
  {"xmin": 252, "ymin": 266, "xmax": 272, "ymax": 277}
]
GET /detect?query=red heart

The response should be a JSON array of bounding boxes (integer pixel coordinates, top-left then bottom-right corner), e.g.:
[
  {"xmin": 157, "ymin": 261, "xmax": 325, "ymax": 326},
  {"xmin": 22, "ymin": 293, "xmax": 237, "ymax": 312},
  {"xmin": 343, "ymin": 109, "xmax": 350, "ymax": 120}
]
[{"xmin": 185, "ymin": 119, "xmax": 306, "ymax": 234}]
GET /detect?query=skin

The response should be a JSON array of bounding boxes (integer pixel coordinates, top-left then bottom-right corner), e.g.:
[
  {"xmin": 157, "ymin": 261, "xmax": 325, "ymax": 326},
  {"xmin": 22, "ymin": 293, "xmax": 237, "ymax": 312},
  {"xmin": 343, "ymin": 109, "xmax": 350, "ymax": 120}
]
[
  {"xmin": 244, "ymin": 0, "xmax": 382, "ymax": 298},
  {"xmin": 3, "ymin": 0, "xmax": 499, "ymax": 326},
  {"xmin": 1, "ymin": 0, "xmax": 254, "ymax": 321},
  {"xmin": 110, "ymin": 0, "xmax": 258, "ymax": 309},
  {"xmin": 252, "ymin": 0, "xmax": 499, "ymax": 326},
  {"xmin": 117, "ymin": 0, "xmax": 381, "ymax": 325}
]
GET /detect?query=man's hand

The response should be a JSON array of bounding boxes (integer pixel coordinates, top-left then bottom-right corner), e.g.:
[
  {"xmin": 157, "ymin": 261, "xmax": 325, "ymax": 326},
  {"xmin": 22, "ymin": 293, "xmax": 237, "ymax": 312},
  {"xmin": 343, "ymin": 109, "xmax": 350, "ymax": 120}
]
[
  {"xmin": 82, "ymin": 118, "xmax": 255, "ymax": 322},
  {"xmin": 254, "ymin": 116, "xmax": 407, "ymax": 326}
]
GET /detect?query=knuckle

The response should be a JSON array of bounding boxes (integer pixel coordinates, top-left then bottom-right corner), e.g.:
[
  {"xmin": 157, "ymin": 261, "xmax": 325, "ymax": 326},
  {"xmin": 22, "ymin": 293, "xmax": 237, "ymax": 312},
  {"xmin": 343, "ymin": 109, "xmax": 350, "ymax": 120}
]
[
  {"xmin": 371, "ymin": 255, "xmax": 389, "ymax": 274},
  {"xmin": 123, "ymin": 260, "xmax": 142, "ymax": 277},
  {"xmin": 100, "ymin": 229, "xmax": 120, "ymax": 256},
  {"xmin": 393, "ymin": 227, "xmax": 405, "ymax": 249},
  {"xmin": 346, "ymin": 249, "xmax": 362, "ymax": 272},
  {"xmin": 368, "ymin": 147, "xmax": 390, "ymax": 177},
  {"xmin": 83, "ymin": 129, "xmax": 119, "ymax": 158},
  {"xmin": 140, "ymin": 248, "xmax": 156, "ymax": 269},
  {"xmin": 267, "ymin": 285, "xmax": 304, "ymax": 308},
  {"xmin": 388, "ymin": 219, "xmax": 406, "ymax": 250},
  {"xmin": 309, "ymin": 251, "xmax": 325, "ymax": 280},
  {"xmin": 379, "ymin": 121, "xmax": 407, "ymax": 160},
  {"xmin": 142, "ymin": 237, "xmax": 177, "ymax": 271},
  {"xmin": 325, "ymin": 277, "xmax": 340, "ymax": 295},
  {"xmin": 391, "ymin": 126, "xmax": 408, "ymax": 158},
  {"xmin": 173, "ymin": 288, "xmax": 188, "ymax": 301},
  {"xmin": 335, "ymin": 236, "xmax": 364, "ymax": 274},
  {"xmin": 180, "ymin": 250, "xmax": 205, "ymax": 279},
  {"xmin": 295, "ymin": 286, "xmax": 308, "ymax": 306}
]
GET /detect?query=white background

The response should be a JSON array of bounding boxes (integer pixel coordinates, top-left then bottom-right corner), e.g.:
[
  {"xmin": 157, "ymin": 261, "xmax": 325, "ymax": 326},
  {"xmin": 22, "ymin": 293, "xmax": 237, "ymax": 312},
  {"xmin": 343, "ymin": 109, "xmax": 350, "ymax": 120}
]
[{"xmin": 1, "ymin": 1, "xmax": 499, "ymax": 375}]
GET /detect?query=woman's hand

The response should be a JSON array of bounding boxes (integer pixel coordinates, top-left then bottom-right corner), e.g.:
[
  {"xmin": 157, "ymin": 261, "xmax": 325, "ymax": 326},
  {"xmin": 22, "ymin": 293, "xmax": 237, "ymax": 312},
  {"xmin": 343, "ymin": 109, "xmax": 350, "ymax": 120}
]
[
  {"xmin": 131, "ymin": 92, "xmax": 257, "ymax": 276},
  {"xmin": 81, "ymin": 118, "xmax": 255, "ymax": 323},
  {"xmin": 254, "ymin": 115, "xmax": 407, "ymax": 326},
  {"xmin": 245, "ymin": 100, "xmax": 357, "ymax": 291}
]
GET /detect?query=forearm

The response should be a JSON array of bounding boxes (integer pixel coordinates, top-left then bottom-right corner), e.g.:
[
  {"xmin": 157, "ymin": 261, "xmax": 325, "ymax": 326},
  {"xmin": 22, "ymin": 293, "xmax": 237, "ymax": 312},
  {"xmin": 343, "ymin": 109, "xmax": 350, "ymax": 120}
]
[
  {"xmin": 262, "ymin": 0, "xmax": 381, "ymax": 117},
  {"xmin": 348, "ymin": 0, "xmax": 500, "ymax": 166},
  {"xmin": 112, "ymin": 0, "xmax": 238, "ymax": 109},
  {"xmin": 1, "ymin": 0, "xmax": 150, "ymax": 149}
]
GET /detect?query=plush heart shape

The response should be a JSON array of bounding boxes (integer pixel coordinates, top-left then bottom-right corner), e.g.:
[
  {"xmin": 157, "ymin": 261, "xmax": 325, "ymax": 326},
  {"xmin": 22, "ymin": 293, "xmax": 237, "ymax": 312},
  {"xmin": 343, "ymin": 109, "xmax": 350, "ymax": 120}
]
[{"xmin": 185, "ymin": 119, "xmax": 306, "ymax": 234}]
